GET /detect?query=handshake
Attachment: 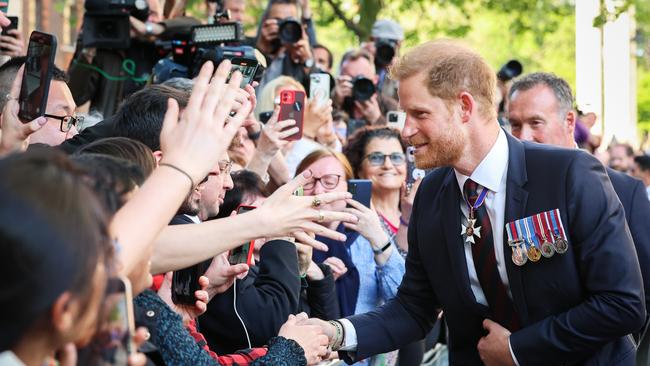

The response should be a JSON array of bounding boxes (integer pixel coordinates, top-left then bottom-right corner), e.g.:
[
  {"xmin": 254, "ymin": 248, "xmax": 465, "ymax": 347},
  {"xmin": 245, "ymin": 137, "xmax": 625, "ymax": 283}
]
[{"xmin": 279, "ymin": 314, "xmax": 344, "ymax": 365}]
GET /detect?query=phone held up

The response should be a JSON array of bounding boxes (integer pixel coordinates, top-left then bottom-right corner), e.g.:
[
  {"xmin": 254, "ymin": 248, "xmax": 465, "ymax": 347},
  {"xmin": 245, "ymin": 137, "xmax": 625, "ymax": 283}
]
[
  {"xmin": 19, "ymin": 31, "xmax": 57, "ymax": 122},
  {"xmin": 278, "ymin": 89, "xmax": 305, "ymax": 141},
  {"xmin": 348, "ymin": 179, "xmax": 372, "ymax": 208},
  {"xmin": 228, "ymin": 205, "xmax": 256, "ymax": 266},
  {"xmin": 172, "ymin": 258, "xmax": 212, "ymax": 306},
  {"xmin": 1, "ymin": 16, "xmax": 17, "ymax": 37},
  {"xmin": 386, "ymin": 111, "xmax": 406, "ymax": 130},
  {"xmin": 227, "ymin": 57, "xmax": 259, "ymax": 88},
  {"xmin": 406, "ymin": 146, "xmax": 426, "ymax": 191},
  {"xmin": 84, "ymin": 276, "xmax": 136, "ymax": 366},
  {"xmin": 309, "ymin": 73, "xmax": 330, "ymax": 106}
]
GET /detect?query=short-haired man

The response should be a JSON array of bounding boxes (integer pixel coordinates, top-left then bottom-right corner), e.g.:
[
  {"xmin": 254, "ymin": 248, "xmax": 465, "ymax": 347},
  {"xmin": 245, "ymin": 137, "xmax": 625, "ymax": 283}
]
[
  {"xmin": 312, "ymin": 44, "xmax": 333, "ymax": 73},
  {"xmin": 305, "ymin": 40, "xmax": 645, "ymax": 365},
  {"xmin": 0, "ymin": 57, "xmax": 79, "ymax": 145},
  {"xmin": 507, "ymin": 72, "xmax": 650, "ymax": 362},
  {"xmin": 609, "ymin": 142, "xmax": 636, "ymax": 174},
  {"xmin": 332, "ymin": 49, "xmax": 397, "ymax": 126},
  {"xmin": 631, "ymin": 155, "xmax": 650, "ymax": 200}
]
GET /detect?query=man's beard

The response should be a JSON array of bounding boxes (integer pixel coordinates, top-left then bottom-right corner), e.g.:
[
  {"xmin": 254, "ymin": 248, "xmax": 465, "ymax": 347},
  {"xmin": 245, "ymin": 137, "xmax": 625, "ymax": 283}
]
[
  {"xmin": 178, "ymin": 192, "xmax": 201, "ymax": 216},
  {"xmin": 412, "ymin": 124, "xmax": 465, "ymax": 170}
]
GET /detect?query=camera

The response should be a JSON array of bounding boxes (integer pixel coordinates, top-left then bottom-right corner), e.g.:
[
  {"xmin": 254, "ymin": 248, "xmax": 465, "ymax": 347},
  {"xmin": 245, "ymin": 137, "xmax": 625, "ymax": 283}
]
[
  {"xmin": 278, "ymin": 18, "xmax": 303, "ymax": 44},
  {"xmin": 82, "ymin": 0, "xmax": 149, "ymax": 49},
  {"xmin": 374, "ymin": 38, "xmax": 397, "ymax": 67},
  {"xmin": 352, "ymin": 76, "xmax": 376, "ymax": 102},
  {"xmin": 497, "ymin": 59, "xmax": 523, "ymax": 82}
]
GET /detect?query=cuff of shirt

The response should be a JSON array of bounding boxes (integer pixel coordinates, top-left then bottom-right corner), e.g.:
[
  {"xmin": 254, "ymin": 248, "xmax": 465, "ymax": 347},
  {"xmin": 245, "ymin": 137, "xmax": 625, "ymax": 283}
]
[
  {"xmin": 338, "ymin": 318, "xmax": 358, "ymax": 351},
  {"xmin": 508, "ymin": 336, "xmax": 520, "ymax": 366}
]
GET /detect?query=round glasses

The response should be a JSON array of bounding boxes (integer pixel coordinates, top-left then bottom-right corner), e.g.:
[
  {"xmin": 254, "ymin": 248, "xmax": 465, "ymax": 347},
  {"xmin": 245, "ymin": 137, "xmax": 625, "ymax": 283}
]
[
  {"xmin": 364, "ymin": 152, "xmax": 406, "ymax": 166},
  {"xmin": 199, "ymin": 160, "xmax": 233, "ymax": 184},
  {"xmin": 303, "ymin": 174, "xmax": 341, "ymax": 190},
  {"xmin": 44, "ymin": 114, "xmax": 83, "ymax": 133}
]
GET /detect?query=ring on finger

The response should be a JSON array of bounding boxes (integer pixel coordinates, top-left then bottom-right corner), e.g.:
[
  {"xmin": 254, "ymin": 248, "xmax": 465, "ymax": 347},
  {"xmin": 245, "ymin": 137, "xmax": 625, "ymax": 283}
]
[
  {"xmin": 311, "ymin": 197, "xmax": 322, "ymax": 208},
  {"xmin": 317, "ymin": 210, "xmax": 325, "ymax": 223}
]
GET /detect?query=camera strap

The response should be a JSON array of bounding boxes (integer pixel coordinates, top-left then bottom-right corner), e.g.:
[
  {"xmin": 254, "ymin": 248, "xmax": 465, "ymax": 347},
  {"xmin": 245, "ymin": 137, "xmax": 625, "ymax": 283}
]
[{"xmin": 72, "ymin": 58, "xmax": 150, "ymax": 83}]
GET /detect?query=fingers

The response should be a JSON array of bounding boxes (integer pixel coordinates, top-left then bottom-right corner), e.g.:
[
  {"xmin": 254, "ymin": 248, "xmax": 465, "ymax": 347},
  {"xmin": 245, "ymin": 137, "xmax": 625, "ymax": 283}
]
[
  {"xmin": 309, "ymin": 209, "xmax": 357, "ymax": 225},
  {"xmin": 127, "ymin": 353, "xmax": 147, "ymax": 366},
  {"xmin": 198, "ymin": 275, "xmax": 210, "ymax": 290},
  {"xmin": 265, "ymin": 105, "xmax": 281, "ymax": 127},
  {"xmin": 279, "ymin": 168, "xmax": 314, "ymax": 196},
  {"xmin": 276, "ymin": 119, "xmax": 297, "ymax": 130},
  {"xmin": 160, "ymin": 98, "xmax": 179, "ymax": 140},
  {"xmin": 277, "ymin": 127, "xmax": 299, "ymax": 139},
  {"xmin": 293, "ymin": 231, "xmax": 328, "ymax": 251},
  {"xmin": 294, "ymin": 312, "xmax": 309, "ymax": 322},
  {"xmin": 185, "ymin": 61, "xmax": 214, "ymax": 116},
  {"xmin": 194, "ymin": 290, "xmax": 209, "ymax": 303},
  {"xmin": 482, "ymin": 318, "xmax": 495, "ymax": 331},
  {"xmin": 9, "ymin": 65, "xmax": 24, "ymax": 100},
  {"xmin": 225, "ymin": 263, "xmax": 249, "ymax": 276},
  {"xmin": 133, "ymin": 327, "xmax": 149, "ymax": 347},
  {"xmin": 302, "ymin": 222, "xmax": 346, "ymax": 242}
]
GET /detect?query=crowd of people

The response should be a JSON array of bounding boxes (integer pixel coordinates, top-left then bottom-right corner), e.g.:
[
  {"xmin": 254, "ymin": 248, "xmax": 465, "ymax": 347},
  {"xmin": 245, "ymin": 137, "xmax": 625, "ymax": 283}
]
[{"xmin": 0, "ymin": 0, "xmax": 649, "ymax": 366}]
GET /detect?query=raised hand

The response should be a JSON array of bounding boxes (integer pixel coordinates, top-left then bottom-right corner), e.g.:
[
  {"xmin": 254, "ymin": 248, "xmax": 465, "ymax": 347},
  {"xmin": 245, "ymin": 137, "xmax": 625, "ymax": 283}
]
[
  {"xmin": 323, "ymin": 256, "xmax": 348, "ymax": 281},
  {"xmin": 203, "ymin": 252, "xmax": 249, "ymax": 298},
  {"xmin": 278, "ymin": 313, "xmax": 330, "ymax": 365},
  {"xmin": 343, "ymin": 199, "xmax": 389, "ymax": 249},
  {"xmin": 157, "ymin": 272, "xmax": 210, "ymax": 324}
]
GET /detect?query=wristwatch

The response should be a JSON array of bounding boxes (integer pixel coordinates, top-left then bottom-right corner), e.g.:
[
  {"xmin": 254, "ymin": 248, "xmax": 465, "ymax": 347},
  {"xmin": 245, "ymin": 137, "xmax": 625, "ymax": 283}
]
[
  {"xmin": 372, "ymin": 240, "xmax": 392, "ymax": 254},
  {"xmin": 144, "ymin": 22, "xmax": 154, "ymax": 35}
]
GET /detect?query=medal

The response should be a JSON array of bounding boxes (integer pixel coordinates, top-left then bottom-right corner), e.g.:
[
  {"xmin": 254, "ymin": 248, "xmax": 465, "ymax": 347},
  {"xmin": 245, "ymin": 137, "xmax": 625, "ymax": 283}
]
[
  {"xmin": 507, "ymin": 221, "xmax": 527, "ymax": 266},
  {"xmin": 461, "ymin": 218, "xmax": 481, "ymax": 244},
  {"xmin": 553, "ymin": 233, "xmax": 569, "ymax": 254},
  {"xmin": 522, "ymin": 219, "xmax": 541, "ymax": 262},
  {"xmin": 548, "ymin": 210, "xmax": 569, "ymax": 254},
  {"xmin": 512, "ymin": 243, "xmax": 527, "ymax": 266},
  {"xmin": 534, "ymin": 213, "xmax": 555, "ymax": 258},
  {"xmin": 461, "ymin": 184, "xmax": 488, "ymax": 245}
]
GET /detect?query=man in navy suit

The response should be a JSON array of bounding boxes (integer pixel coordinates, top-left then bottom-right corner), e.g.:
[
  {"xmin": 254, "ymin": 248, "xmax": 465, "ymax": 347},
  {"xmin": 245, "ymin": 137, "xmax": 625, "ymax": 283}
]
[
  {"xmin": 507, "ymin": 72, "xmax": 650, "ymax": 365},
  {"xmin": 303, "ymin": 40, "xmax": 646, "ymax": 365}
]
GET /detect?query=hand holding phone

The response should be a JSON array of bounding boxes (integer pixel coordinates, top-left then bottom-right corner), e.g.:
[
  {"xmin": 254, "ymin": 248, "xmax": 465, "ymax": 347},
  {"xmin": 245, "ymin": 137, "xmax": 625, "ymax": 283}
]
[
  {"xmin": 278, "ymin": 90, "xmax": 305, "ymax": 141},
  {"xmin": 227, "ymin": 57, "xmax": 259, "ymax": 88},
  {"xmin": 309, "ymin": 73, "xmax": 330, "ymax": 106},
  {"xmin": 229, "ymin": 205, "xmax": 256, "ymax": 265},
  {"xmin": 19, "ymin": 31, "xmax": 56, "ymax": 122},
  {"xmin": 348, "ymin": 179, "xmax": 372, "ymax": 208}
]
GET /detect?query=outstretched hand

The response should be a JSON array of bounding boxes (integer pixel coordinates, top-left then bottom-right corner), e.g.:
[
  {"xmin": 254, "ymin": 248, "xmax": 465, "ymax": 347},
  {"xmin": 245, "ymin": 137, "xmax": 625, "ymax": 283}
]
[{"xmin": 158, "ymin": 272, "xmax": 210, "ymax": 324}]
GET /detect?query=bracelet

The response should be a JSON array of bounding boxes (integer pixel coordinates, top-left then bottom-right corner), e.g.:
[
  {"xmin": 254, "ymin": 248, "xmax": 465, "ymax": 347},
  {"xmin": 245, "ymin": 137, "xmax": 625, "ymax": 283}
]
[
  {"xmin": 399, "ymin": 216, "xmax": 409, "ymax": 227},
  {"xmin": 372, "ymin": 240, "xmax": 392, "ymax": 254},
  {"xmin": 328, "ymin": 320, "xmax": 344, "ymax": 351},
  {"xmin": 159, "ymin": 163, "xmax": 194, "ymax": 190}
]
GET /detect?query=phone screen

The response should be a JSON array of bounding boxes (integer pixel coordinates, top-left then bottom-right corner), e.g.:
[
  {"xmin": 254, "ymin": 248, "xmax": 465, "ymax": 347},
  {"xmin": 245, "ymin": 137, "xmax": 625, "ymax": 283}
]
[
  {"xmin": 229, "ymin": 205, "xmax": 256, "ymax": 265},
  {"xmin": 228, "ymin": 57, "xmax": 258, "ymax": 88},
  {"xmin": 19, "ymin": 32, "xmax": 56, "ymax": 121},
  {"xmin": 89, "ymin": 277, "xmax": 135, "ymax": 365}
]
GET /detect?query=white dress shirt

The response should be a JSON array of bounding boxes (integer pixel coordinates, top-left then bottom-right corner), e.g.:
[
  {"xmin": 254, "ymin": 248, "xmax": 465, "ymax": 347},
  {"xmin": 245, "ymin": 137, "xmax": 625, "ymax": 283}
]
[{"xmin": 339, "ymin": 129, "xmax": 519, "ymax": 364}]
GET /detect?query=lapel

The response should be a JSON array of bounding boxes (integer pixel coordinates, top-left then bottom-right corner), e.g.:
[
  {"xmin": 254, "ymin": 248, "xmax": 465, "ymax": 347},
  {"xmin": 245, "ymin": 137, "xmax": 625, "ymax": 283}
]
[
  {"xmin": 440, "ymin": 168, "xmax": 490, "ymax": 315},
  {"xmin": 503, "ymin": 132, "xmax": 530, "ymax": 324}
]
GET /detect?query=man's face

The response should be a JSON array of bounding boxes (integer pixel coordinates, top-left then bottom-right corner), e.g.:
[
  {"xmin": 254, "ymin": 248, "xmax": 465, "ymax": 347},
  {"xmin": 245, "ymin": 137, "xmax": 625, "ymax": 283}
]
[
  {"xmin": 224, "ymin": 0, "xmax": 246, "ymax": 22},
  {"xmin": 609, "ymin": 146, "xmax": 634, "ymax": 173},
  {"xmin": 508, "ymin": 85, "xmax": 573, "ymax": 148},
  {"xmin": 179, "ymin": 182, "xmax": 203, "ymax": 216},
  {"xmin": 399, "ymin": 72, "xmax": 466, "ymax": 169},
  {"xmin": 630, "ymin": 163, "xmax": 650, "ymax": 186},
  {"xmin": 228, "ymin": 127, "xmax": 256, "ymax": 166},
  {"xmin": 313, "ymin": 47, "xmax": 331, "ymax": 73},
  {"xmin": 341, "ymin": 57, "xmax": 377, "ymax": 83},
  {"xmin": 268, "ymin": 3, "xmax": 298, "ymax": 20},
  {"xmin": 199, "ymin": 152, "xmax": 234, "ymax": 220},
  {"xmin": 147, "ymin": 0, "xmax": 163, "ymax": 22},
  {"xmin": 29, "ymin": 80, "xmax": 78, "ymax": 146}
]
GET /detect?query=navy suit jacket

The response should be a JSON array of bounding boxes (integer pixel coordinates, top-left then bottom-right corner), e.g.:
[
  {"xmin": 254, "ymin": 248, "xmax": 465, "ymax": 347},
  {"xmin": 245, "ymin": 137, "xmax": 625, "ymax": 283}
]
[{"xmin": 344, "ymin": 133, "xmax": 646, "ymax": 365}]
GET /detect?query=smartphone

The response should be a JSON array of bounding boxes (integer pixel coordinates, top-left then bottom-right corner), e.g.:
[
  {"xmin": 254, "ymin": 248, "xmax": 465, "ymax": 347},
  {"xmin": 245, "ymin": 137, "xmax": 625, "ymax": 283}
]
[
  {"xmin": 1, "ymin": 16, "xmax": 17, "ymax": 37},
  {"xmin": 171, "ymin": 258, "xmax": 212, "ymax": 305},
  {"xmin": 228, "ymin": 205, "xmax": 256, "ymax": 265},
  {"xmin": 348, "ymin": 179, "xmax": 372, "ymax": 208},
  {"xmin": 406, "ymin": 146, "xmax": 426, "ymax": 189},
  {"xmin": 90, "ymin": 276, "xmax": 136, "ymax": 365},
  {"xmin": 347, "ymin": 118, "xmax": 367, "ymax": 139},
  {"xmin": 18, "ymin": 31, "xmax": 57, "ymax": 122},
  {"xmin": 278, "ymin": 90, "xmax": 305, "ymax": 141},
  {"xmin": 228, "ymin": 57, "xmax": 258, "ymax": 88},
  {"xmin": 259, "ymin": 111, "xmax": 273, "ymax": 124},
  {"xmin": 309, "ymin": 73, "xmax": 330, "ymax": 106},
  {"xmin": 386, "ymin": 111, "xmax": 406, "ymax": 130}
]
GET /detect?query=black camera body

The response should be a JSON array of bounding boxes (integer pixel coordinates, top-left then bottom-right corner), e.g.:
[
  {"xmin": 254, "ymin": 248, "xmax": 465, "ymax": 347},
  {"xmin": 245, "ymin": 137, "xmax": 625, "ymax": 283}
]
[
  {"xmin": 374, "ymin": 38, "xmax": 397, "ymax": 67},
  {"xmin": 278, "ymin": 18, "xmax": 302, "ymax": 44},
  {"xmin": 352, "ymin": 76, "xmax": 376, "ymax": 102},
  {"xmin": 82, "ymin": 0, "xmax": 149, "ymax": 49}
]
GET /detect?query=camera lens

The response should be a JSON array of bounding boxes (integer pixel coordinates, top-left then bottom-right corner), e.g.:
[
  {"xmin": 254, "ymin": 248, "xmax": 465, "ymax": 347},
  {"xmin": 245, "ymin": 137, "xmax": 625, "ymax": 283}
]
[
  {"xmin": 352, "ymin": 77, "xmax": 376, "ymax": 102},
  {"xmin": 279, "ymin": 19, "xmax": 302, "ymax": 44},
  {"xmin": 375, "ymin": 40, "xmax": 396, "ymax": 67},
  {"xmin": 388, "ymin": 113, "xmax": 398, "ymax": 123}
]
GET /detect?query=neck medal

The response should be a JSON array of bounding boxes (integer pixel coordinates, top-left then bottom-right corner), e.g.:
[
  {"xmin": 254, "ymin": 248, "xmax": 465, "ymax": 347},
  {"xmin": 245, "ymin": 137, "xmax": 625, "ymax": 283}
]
[{"xmin": 461, "ymin": 186, "xmax": 488, "ymax": 245}]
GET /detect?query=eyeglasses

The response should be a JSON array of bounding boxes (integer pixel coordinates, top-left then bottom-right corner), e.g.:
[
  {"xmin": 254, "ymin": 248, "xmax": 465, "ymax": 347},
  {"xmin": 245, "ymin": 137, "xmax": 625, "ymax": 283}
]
[
  {"xmin": 199, "ymin": 160, "xmax": 233, "ymax": 185},
  {"xmin": 44, "ymin": 114, "xmax": 83, "ymax": 133},
  {"xmin": 364, "ymin": 152, "xmax": 406, "ymax": 166},
  {"xmin": 303, "ymin": 174, "xmax": 341, "ymax": 190}
]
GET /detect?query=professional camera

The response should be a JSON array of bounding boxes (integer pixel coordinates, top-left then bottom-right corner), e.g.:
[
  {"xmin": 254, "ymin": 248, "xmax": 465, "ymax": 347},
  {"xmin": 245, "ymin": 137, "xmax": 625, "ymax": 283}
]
[
  {"xmin": 278, "ymin": 18, "xmax": 302, "ymax": 44},
  {"xmin": 374, "ymin": 38, "xmax": 397, "ymax": 67},
  {"xmin": 352, "ymin": 76, "xmax": 376, "ymax": 102},
  {"xmin": 82, "ymin": 0, "xmax": 149, "ymax": 49},
  {"xmin": 497, "ymin": 59, "xmax": 523, "ymax": 82}
]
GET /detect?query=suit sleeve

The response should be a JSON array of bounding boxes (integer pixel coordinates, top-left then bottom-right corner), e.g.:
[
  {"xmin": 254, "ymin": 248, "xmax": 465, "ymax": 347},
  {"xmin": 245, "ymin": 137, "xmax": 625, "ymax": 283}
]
[
  {"xmin": 628, "ymin": 179, "xmax": 650, "ymax": 338},
  {"xmin": 344, "ymin": 184, "xmax": 440, "ymax": 361},
  {"xmin": 510, "ymin": 152, "xmax": 646, "ymax": 365}
]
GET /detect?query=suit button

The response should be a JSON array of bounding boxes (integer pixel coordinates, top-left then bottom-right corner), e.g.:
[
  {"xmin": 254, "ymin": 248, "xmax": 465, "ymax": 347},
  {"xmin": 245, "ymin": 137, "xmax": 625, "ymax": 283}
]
[{"xmin": 146, "ymin": 310, "xmax": 155, "ymax": 317}]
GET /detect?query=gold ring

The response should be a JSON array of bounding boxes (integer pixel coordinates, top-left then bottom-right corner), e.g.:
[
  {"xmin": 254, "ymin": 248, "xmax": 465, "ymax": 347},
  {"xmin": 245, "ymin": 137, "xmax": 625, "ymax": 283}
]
[
  {"xmin": 311, "ymin": 197, "xmax": 322, "ymax": 208},
  {"xmin": 318, "ymin": 210, "xmax": 325, "ymax": 222}
]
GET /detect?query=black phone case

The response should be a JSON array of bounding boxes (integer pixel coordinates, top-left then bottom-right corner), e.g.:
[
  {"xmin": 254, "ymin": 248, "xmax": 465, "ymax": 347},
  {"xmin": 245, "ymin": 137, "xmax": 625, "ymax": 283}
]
[
  {"xmin": 348, "ymin": 179, "xmax": 372, "ymax": 208},
  {"xmin": 171, "ymin": 259, "xmax": 212, "ymax": 305},
  {"xmin": 1, "ymin": 16, "xmax": 18, "ymax": 36},
  {"xmin": 229, "ymin": 57, "xmax": 258, "ymax": 88},
  {"xmin": 18, "ymin": 31, "xmax": 57, "ymax": 121}
]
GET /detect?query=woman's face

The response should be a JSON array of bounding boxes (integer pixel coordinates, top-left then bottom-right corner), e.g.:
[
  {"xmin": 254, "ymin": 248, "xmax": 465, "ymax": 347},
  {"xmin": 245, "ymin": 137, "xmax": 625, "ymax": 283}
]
[
  {"xmin": 360, "ymin": 137, "xmax": 406, "ymax": 192},
  {"xmin": 302, "ymin": 156, "xmax": 348, "ymax": 212},
  {"xmin": 67, "ymin": 260, "xmax": 109, "ymax": 347}
]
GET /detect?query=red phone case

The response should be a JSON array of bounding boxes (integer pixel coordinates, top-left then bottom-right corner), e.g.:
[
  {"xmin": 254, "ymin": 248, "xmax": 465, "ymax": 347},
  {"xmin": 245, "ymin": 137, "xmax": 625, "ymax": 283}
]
[
  {"xmin": 229, "ymin": 205, "xmax": 256, "ymax": 266},
  {"xmin": 278, "ymin": 90, "xmax": 305, "ymax": 141}
]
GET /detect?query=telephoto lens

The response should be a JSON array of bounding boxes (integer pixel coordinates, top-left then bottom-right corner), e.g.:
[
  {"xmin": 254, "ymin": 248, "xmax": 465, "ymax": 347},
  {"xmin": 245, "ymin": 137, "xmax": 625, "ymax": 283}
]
[
  {"xmin": 374, "ymin": 38, "xmax": 397, "ymax": 67},
  {"xmin": 352, "ymin": 76, "xmax": 376, "ymax": 102},
  {"xmin": 278, "ymin": 18, "xmax": 302, "ymax": 44}
]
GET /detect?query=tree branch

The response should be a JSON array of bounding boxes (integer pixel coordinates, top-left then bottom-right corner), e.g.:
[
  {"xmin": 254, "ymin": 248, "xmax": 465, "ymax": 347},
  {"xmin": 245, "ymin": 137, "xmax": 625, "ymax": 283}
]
[{"xmin": 323, "ymin": 0, "xmax": 364, "ymax": 39}]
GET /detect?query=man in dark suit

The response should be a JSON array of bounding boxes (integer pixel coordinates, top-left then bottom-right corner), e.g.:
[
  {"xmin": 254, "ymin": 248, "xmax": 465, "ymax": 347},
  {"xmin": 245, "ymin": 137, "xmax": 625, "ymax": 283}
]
[{"xmin": 303, "ymin": 40, "xmax": 646, "ymax": 365}]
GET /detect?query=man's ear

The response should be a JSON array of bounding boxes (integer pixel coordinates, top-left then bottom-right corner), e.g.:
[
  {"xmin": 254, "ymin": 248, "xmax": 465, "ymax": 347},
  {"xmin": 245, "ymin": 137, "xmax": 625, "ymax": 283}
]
[
  {"xmin": 51, "ymin": 292, "xmax": 75, "ymax": 334},
  {"xmin": 565, "ymin": 110, "xmax": 577, "ymax": 132},
  {"xmin": 153, "ymin": 151, "xmax": 163, "ymax": 166},
  {"xmin": 458, "ymin": 91, "xmax": 475, "ymax": 123}
]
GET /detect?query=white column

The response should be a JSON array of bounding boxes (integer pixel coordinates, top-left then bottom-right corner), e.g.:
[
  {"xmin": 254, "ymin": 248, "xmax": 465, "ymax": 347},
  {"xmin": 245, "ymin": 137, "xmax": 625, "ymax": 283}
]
[{"xmin": 575, "ymin": 0, "xmax": 603, "ymax": 135}]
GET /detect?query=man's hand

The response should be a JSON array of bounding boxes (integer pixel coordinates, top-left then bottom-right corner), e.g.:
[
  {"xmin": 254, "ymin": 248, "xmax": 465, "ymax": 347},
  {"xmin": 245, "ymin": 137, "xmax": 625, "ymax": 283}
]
[
  {"xmin": 0, "ymin": 29, "xmax": 24, "ymax": 57},
  {"xmin": 477, "ymin": 319, "xmax": 516, "ymax": 366},
  {"xmin": 0, "ymin": 66, "xmax": 47, "ymax": 156},
  {"xmin": 279, "ymin": 313, "xmax": 330, "ymax": 364},
  {"xmin": 157, "ymin": 272, "xmax": 210, "ymax": 324},
  {"xmin": 303, "ymin": 99, "xmax": 332, "ymax": 139},
  {"xmin": 256, "ymin": 106, "xmax": 297, "ymax": 158},
  {"xmin": 354, "ymin": 95, "xmax": 382, "ymax": 124},
  {"xmin": 289, "ymin": 35, "xmax": 313, "ymax": 66},
  {"xmin": 333, "ymin": 75, "xmax": 353, "ymax": 106},
  {"xmin": 203, "ymin": 253, "xmax": 249, "ymax": 298},
  {"xmin": 322, "ymin": 257, "xmax": 347, "ymax": 281}
]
